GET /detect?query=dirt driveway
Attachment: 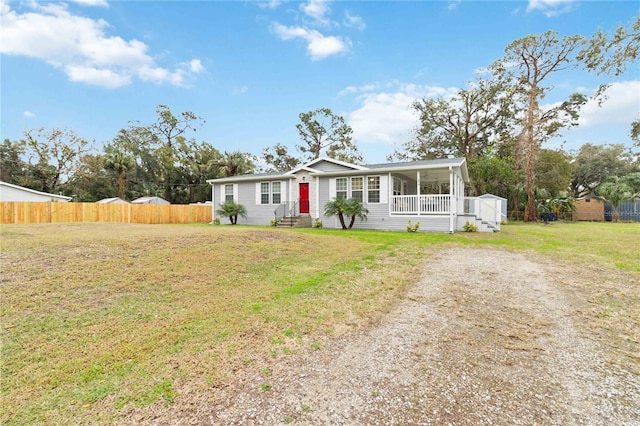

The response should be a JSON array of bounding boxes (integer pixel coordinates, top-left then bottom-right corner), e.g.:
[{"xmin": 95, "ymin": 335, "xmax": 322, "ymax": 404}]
[{"xmin": 151, "ymin": 248, "xmax": 640, "ymax": 425}]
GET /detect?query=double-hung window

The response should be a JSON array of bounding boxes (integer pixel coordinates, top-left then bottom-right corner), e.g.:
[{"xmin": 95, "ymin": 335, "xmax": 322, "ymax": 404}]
[
  {"xmin": 271, "ymin": 182, "xmax": 281, "ymax": 204},
  {"xmin": 260, "ymin": 182, "xmax": 270, "ymax": 204},
  {"xmin": 336, "ymin": 178, "xmax": 347, "ymax": 199},
  {"xmin": 224, "ymin": 184, "xmax": 234, "ymax": 202},
  {"xmin": 350, "ymin": 177, "xmax": 363, "ymax": 202},
  {"xmin": 367, "ymin": 176, "xmax": 381, "ymax": 203},
  {"xmin": 258, "ymin": 181, "xmax": 283, "ymax": 205}
]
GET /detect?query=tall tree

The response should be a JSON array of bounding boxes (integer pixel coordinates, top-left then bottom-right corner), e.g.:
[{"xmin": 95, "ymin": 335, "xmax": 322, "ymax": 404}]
[
  {"xmin": 296, "ymin": 108, "xmax": 362, "ymax": 163},
  {"xmin": 494, "ymin": 31, "xmax": 586, "ymax": 221},
  {"xmin": 578, "ymin": 17, "xmax": 640, "ymax": 77},
  {"xmin": 23, "ymin": 127, "xmax": 91, "ymax": 193},
  {"xmin": 394, "ymin": 76, "xmax": 516, "ymax": 162},
  {"xmin": 262, "ymin": 143, "xmax": 301, "ymax": 172}
]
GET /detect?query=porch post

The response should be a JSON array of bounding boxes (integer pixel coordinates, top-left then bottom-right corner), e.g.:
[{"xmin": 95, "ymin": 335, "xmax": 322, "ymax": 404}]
[
  {"xmin": 417, "ymin": 171, "xmax": 421, "ymax": 216},
  {"xmin": 449, "ymin": 166, "xmax": 454, "ymax": 233}
]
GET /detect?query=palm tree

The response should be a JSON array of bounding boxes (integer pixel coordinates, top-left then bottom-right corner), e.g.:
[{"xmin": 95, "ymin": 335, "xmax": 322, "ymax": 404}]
[
  {"xmin": 216, "ymin": 151, "xmax": 255, "ymax": 177},
  {"xmin": 597, "ymin": 178, "xmax": 636, "ymax": 222},
  {"xmin": 104, "ymin": 147, "xmax": 135, "ymax": 199},
  {"xmin": 216, "ymin": 200, "xmax": 247, "ymax": 225},
  {"xmin": 324, "ymin": 197, "xmax": 369, "ymax": 230}
]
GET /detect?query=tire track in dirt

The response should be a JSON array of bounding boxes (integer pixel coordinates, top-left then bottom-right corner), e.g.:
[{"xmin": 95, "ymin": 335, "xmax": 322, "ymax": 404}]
[{"xmin": 169, "ymin": 248, "xmax": 640, "ymax": 425}]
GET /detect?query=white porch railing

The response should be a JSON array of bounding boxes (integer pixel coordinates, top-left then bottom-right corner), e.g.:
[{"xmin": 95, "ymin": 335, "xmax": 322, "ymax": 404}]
[{"xmin": 391, "ymin": 194, "xmax": 451, "ymax": 215}]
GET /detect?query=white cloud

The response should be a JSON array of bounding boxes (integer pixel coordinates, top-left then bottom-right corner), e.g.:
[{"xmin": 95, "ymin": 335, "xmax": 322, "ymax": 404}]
[
  {"xmin": 300, "ymin": 0, "xmax": 331, "ymax": 25},
  {"xmin": 0, "ymin": 2, "xmax": 203, "ymax": 88},
  {"xmin": 272, "ymin": 23, "xmax": 350, "ymax": 60},
  {"xmin": 188, "ymin": 59, "xmax": 204, "ymax": 73},
  {"xmin": 69, "ymin": 0, "xmax": 109, "ymax": 7},
  {"xmin": 346, "ymin": 83, "xmax": 459, "ymax": 145},
  {"xmin": 448, "ymin": 1, "xmax": 462, "ymax": 11},
  {"xmin": 526, "ymin": 0, "xmax": 578, "ymax": 17},
  {"xmin": 577, "ymin": 81, "xmax": 640, "ymax": 128},
  {"xmin": 23, "ymin": 110, "xmax": 35, "ymax": 118},
  {"xmin": 233, "ymin": 85, "xmax": 249, "ymax": 95},
  {"xmin": 256, "ymin": 0, "xmax": 283, "ymax": 9},
  {"xmin": 343, "ymin": 10, "xmax": 365, "ymax": 31}
]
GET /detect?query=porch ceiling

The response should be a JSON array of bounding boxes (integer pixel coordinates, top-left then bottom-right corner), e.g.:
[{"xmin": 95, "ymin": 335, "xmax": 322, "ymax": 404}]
[{"xmin": 392, "ymin": 169, "xmax": 453, "ymax": 184}]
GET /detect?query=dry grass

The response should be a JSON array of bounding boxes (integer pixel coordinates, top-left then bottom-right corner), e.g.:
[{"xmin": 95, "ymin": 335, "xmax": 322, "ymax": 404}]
[
  {"xmin": 0, "ymin": 224, "xmax": 422, "ymax": 425},
  {"xmin": 1, "ymin": 221, "xmax": 638, "ymax": 424}
]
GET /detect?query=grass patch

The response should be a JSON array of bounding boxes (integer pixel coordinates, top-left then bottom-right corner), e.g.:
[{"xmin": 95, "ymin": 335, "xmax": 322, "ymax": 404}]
[{"xmin": 1, "ymin": 221, "xmax": 638, "ymax": 424}]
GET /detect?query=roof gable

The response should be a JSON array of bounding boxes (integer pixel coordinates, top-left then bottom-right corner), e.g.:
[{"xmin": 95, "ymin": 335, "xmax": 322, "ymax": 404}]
[{"xmin": 285, "ymin": 157, "xmax": 367, "ymax": 175}]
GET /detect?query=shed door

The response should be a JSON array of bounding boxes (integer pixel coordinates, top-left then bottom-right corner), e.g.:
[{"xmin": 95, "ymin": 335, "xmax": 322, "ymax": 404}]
[{"xmin": 299, "ymin": 183, "xmax": 310, "ymax": 214}]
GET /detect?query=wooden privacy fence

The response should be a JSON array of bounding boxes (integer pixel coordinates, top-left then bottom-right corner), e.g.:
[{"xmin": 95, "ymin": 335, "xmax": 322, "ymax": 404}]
[{"xmin": 0, "ymin": 202, "xmax": 212, "ymax": 225}]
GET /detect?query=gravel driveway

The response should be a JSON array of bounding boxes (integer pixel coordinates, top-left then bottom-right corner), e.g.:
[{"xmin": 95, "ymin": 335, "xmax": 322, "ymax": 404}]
[{"xmin": 163, "ymin": 248, "xmax": 640, "ymax": 425}]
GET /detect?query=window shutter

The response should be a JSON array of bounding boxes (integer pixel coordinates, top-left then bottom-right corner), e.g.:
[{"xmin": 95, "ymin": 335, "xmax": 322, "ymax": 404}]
[
  {"xmin": 329, "ymin": 178, "xmax": 336, "ymax": 199},
  {"xmin": 220, "ymin": 185, "xmax": 225, "ymax": 204},
  {"xmin": 379, "ymin": 175, "xmax": 388, "ymax": 204},
  {"xmin": 255, "ymin": 182, "xmax": 261, "ymax": 205},
  {"xmin": 233, "ymin": 184, "xmax": 239, "ymax": 203}
]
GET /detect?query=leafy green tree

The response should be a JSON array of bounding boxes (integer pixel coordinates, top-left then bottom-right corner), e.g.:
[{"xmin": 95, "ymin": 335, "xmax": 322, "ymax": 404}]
[
  {"xmin": 631, "ymin": 118, "xmax": 640, "ymax": 147},
  {"xmin": 535, "ymin": 148, "xmax": 574, "ymax": 197},
  {"xmin": 216, "ymin": 151, "xmax": 256, "ymax": 177},
  {"xmin": 296, "ymin": 108, "xmax": 362, "ymax": 163},
  {"xmin": 216, "ymin": 200, "xmax": 247, "ymax": 225},
  {"xmin": 620, "ymin": 172, "xmax": 640, "ymax": 194},
  {"xmin": 570, "ymin": 143, "xmax": 637, "ymax": 198},
  {"xmin": 468, "ymin": 154, "xmax": 521, "ymax": 198},
  {"xmin": 597, "ymin": 177, "xmax": 636, "ymax": 222},
  {"xmin": 494, "ymin": 31, "xmax": 586, "ymax": 222},
  {"xmin": 23, "ymin": 127, "xmax": 92, "ymax": 193},
  {"xmin": 262, "ymin": 143, "xmax": 301, "ymax": 172},
  {"xmin": 68, "ymin": 154, "xmax": 115, "ymax": 201},
  {"xmin": 578, "ymin": 16, "xmax": 640, "ymax": 77},
  {"xmin": 394, "ymin": 76, "xmax": 515, "ymax": 162},
  {"xmin": 323, "ymin": 197, "xmax": 369, "ymax": 230},
  {"xmin": 0, "ymin": 138, "xmax": 27, "ymax": 184}
]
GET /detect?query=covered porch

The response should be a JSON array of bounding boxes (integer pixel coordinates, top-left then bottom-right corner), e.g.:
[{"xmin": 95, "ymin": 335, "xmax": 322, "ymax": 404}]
[{"xmin": 388, "ymin": 166, "xmax": 465, "ymax": 216}]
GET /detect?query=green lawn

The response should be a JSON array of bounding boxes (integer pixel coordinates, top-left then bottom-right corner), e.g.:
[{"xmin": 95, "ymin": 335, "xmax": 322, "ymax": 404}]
[{"xmin": 1, "ymin": 221, "xmax": 638, "ymax": 424}]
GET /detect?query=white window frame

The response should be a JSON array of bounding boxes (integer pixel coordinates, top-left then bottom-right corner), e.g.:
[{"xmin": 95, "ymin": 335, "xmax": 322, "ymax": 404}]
[
  {"xmin": 257, "ymin": 181, "xmax": 284, "ymax": 205},
  {"xmin": 221, "ymin": 183, "xmax": 238, "ymax": 203},
  {"xmin": 335, "ymin": 177, "xmax": 347, "ymax": 199},
  {"xmin": 350, "ymin": 176, "xmax": 363, "ymax": 202},
  {"xmin": 367, "ymin": 176, "xmax": 381, "ymax": 203}
]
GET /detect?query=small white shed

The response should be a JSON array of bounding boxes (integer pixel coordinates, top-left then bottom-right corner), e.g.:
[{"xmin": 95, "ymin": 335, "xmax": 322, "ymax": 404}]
[
  {"xmin": 131, "ymin": 196, "xmax": 170, "ymax": 205},
  {"xmin": 479, "ymin": 194, "xmax": 508, "ymax": 221},
  {"xmin": 97, "ymin": 197, "xmax": 129, "ymax": 204},
  {"xmin": 0, "ymin": 181, "xmax": 72, "ymax": 202}
]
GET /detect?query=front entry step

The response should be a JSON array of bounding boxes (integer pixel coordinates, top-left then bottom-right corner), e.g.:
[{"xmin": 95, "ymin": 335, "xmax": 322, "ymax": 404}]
[{"xmin": 276, "ymin": 216, "xmax": 312, "ymax": 228}]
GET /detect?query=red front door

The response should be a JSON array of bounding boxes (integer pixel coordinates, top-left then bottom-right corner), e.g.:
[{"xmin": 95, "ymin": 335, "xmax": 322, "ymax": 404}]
[{"xmin": 299, "ymin": 182, "xmax": 310, "ymax": 214}]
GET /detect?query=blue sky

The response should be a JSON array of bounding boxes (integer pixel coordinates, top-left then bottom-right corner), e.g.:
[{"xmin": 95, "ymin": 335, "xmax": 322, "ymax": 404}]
[{"xmin": 1, "ymin": 0, "xmax": 638, "ymax": 164}]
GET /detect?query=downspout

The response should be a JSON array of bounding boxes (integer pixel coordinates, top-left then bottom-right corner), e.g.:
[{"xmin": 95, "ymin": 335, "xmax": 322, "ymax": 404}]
[
  {"xmin": 210, "ymin": 183, "xmax": 216, "ymax": 224},
  {"xmin": 449, "ymin": 166, "xmax": 454, "ymax": 233}
]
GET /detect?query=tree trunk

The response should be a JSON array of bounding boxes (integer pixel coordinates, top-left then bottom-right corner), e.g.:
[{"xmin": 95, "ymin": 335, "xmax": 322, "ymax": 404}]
[
  {"xmin": 337, "ymin": 212, "xmax": 347, "ymax": 230},
  {"xmin": 522, "ymin": 84, "xmax": 538, "ymax": 223},
  {"xmin": 348, "ymin": 215, "xmax": 356, "ymax": 230}
]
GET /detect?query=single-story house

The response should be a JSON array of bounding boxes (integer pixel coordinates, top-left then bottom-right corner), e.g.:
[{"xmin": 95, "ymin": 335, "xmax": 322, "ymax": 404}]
[
  {"xmin": 0, "ymin": 181, "xmax": 72, "ymax": 202},
  {"xmin": 96, "ymin": 197, "xmax": 129, "ymax": 204},
  {"xmin": 207, "ymin": 157, "xmax": 501, "ymax": 232},
  {"xmin": 131, "ymin": 196, "xmax": 170, "ymax": 205}
]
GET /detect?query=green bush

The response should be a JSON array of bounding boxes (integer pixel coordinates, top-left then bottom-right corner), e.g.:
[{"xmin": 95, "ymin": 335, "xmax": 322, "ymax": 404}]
[
  {"xmin": 269, "ymin": 218, "xmax": 278, "ymax": 227},
  {"xmin": 313, "ymin": 218, "xmax": 323, "ymax": 228},
  {"xmin": 463, "ymin": 221, "xmax": 478, "ymax": 232},
  {"xmin": 407, "ymin": 220, "xmax": 420, "ymax": 233}
]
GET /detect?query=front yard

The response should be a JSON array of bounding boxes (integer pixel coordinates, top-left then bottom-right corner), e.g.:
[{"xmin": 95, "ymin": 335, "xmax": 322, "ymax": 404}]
[{"xmin": 1, "ymin": 222, "xmax": 638, "ymax": 424}]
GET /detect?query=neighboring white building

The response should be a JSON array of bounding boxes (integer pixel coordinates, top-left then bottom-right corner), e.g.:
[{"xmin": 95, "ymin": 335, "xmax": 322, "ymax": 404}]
[
  {"xmin": 96, "ymin": 197, "xmax": 129, "ymax": 204},
  {"xmin": 0, "ymin": 181, "xmax": 72, "ymax": 202},
  {"xmin": 131, "ymin": 196, "xmax": 170, "ymax": 205}
]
